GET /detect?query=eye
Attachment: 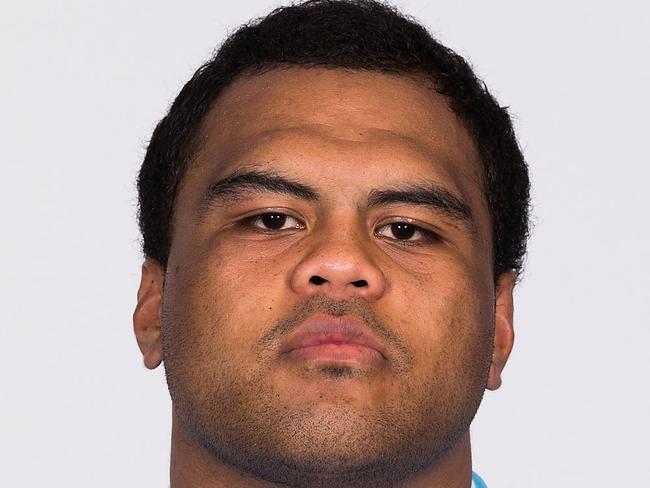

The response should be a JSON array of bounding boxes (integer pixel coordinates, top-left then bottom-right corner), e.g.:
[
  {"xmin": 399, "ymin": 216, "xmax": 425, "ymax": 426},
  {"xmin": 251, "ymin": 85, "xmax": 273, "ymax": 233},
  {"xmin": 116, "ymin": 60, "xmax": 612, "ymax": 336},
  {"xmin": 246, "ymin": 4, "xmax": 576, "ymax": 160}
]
[
  {"xmin": 241, "ymin": 212, "xmax": 305, "ymax": 231},
  {"xmin": 375, "ymin": 222, "xmax": 437, "ymax": 243}
]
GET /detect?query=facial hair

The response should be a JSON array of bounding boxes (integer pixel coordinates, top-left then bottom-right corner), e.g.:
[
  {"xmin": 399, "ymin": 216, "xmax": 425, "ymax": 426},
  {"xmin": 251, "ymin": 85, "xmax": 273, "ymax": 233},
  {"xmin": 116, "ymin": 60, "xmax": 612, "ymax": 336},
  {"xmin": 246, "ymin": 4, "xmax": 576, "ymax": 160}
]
[{"xmin": 162, "ymin": 294, "xmax": 493, "ymax": 488}]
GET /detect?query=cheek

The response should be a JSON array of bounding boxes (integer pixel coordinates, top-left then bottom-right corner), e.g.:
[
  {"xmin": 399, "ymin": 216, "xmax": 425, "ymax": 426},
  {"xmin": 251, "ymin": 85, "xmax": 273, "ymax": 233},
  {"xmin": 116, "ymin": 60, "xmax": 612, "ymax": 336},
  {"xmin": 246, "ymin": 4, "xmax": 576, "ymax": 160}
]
[
  {"xmin": 390, "ymin": 265, "xmax": 493, "ymax": 375},
  {"xmin": 163, "ymin": 238, "xmax": 289, "ymax": 364}
]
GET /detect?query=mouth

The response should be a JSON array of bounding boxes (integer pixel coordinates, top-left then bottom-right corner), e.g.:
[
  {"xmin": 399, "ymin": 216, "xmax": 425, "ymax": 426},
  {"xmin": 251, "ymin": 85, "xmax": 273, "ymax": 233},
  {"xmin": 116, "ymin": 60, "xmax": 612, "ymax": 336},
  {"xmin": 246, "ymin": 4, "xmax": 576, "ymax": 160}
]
[{"xmin": 280, "ymin": 314, "xmax": 387, "ymax": 368}]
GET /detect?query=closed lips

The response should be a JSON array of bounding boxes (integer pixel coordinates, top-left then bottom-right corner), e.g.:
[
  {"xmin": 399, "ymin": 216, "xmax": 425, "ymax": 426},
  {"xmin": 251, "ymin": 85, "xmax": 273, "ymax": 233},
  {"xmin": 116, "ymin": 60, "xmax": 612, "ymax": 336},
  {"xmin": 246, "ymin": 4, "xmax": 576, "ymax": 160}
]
[{"xmin": 281, "ymin": 314, "xmax": 387, "ymax": 360}]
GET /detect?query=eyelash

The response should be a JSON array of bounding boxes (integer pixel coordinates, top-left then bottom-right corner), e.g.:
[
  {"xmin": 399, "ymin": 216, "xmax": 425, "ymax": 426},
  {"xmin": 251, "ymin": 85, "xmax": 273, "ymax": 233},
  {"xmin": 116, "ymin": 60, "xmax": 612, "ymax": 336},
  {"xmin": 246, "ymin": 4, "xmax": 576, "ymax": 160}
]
[
  {"xmin": 374, "ymin": 221, "xmax": 440, "ymax": 244},
  {"xmin": 237, "ymin": 211, "xmax": 441, "ymax": 245},
  {"xmin": 238, "ymin": 212, "xmax": 305, "ymax": 232}
]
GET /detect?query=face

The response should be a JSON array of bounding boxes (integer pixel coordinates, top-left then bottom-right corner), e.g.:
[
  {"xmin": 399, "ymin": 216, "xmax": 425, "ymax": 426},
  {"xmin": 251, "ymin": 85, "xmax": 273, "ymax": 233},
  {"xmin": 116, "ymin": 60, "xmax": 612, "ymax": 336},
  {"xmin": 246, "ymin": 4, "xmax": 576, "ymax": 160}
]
[{"xmin": 135, "ymin": 67, "xmax": 515, "ymax": 488}]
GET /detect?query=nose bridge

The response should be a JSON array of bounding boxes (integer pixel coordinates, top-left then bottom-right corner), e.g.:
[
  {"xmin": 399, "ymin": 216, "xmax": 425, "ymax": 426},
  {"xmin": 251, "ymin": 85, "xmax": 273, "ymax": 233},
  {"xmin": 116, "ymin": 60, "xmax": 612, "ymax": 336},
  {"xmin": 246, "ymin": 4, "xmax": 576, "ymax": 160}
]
[{"xmin": 290, "ymin": 215, "xmax": 386, "ymax": 301}]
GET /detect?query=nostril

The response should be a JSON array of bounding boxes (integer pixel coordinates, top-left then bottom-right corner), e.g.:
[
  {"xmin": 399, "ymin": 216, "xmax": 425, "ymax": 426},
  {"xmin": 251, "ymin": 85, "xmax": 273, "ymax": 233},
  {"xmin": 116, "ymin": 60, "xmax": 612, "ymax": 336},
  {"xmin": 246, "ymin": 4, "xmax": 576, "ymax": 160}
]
[
  {"xmin": 310, "ymin": 275, "xmax": 327, "ymax": 285},
  {"xmin": 351, "ymin": 280, "xmax": 368, "ymax": 288}
]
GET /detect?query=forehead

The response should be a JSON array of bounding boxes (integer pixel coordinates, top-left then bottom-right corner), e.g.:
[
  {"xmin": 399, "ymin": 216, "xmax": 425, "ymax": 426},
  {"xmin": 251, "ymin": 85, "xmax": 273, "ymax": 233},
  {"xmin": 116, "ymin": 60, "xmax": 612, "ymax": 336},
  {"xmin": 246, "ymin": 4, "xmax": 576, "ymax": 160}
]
[{"xmin": 192, "ymin": 67, "xmax": 481, "ymax": 182}]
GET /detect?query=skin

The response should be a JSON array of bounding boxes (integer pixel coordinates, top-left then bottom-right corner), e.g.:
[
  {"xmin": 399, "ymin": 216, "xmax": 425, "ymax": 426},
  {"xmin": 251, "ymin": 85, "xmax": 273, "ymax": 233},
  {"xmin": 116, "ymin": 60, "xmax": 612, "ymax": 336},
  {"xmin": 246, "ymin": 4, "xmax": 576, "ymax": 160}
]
[{"xmin": 134, "ymin": 67, "xmax": 515, "ymax": 488}]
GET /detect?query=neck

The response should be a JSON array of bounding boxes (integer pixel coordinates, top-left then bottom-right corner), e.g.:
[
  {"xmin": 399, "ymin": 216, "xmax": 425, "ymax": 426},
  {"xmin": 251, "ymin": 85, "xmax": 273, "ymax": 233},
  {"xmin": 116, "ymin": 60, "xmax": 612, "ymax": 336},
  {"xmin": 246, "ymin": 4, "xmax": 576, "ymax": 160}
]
[{"xmin": 169, "ymin": 413, "xmax": 474, "ymax": 488}]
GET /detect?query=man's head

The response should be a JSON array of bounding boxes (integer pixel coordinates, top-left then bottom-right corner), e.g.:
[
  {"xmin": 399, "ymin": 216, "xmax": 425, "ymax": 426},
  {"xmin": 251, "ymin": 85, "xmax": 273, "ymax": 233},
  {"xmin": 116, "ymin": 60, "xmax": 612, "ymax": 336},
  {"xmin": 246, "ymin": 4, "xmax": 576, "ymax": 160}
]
[{"xmin": 134, "ymin": 1, "xmax": 529, "ymax": 487}]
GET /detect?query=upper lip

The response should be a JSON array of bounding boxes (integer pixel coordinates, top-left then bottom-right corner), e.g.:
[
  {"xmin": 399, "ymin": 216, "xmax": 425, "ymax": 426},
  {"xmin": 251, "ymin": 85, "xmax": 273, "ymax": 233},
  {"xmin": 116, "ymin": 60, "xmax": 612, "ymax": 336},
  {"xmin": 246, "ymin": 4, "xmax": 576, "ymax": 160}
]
[{"xmin": 281, "ymin": 314, "xmax": 387, "ymax": 360}]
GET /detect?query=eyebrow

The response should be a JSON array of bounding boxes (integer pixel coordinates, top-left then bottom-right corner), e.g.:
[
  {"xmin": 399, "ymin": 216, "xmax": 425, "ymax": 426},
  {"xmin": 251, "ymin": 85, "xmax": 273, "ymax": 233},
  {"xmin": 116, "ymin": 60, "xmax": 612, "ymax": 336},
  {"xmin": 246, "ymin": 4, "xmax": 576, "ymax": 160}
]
[
  {"xmin": 367, "ymin": 185, "xmax": 475, "ymax": 231},
  {"xmin": 198, "ymin": 169, "xmax": 475, "ymax": 232},
  {"xmin": 198, "ymin": 169, "xmax": 319, "ymax": 217}
]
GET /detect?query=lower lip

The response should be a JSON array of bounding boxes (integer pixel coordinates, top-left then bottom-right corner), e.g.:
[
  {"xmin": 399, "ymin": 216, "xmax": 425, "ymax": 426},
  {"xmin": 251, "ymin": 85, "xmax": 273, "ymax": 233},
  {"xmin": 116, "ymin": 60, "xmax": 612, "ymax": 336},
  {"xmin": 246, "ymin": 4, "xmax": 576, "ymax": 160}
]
[{"xmin": 284, "ymin": 343, "xmax": 385, "ymax": 367}]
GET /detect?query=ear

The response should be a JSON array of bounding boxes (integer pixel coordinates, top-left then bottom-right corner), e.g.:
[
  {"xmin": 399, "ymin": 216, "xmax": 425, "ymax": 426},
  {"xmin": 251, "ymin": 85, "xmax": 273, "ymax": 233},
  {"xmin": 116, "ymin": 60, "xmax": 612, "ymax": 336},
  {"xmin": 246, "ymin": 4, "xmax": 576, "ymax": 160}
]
[
  {"xmin": 133, "ymin": 259, "xmax": 165, "ymax": 369},
  {"xmin": 487, "ymin": 271, "xmax": 516, "ymax": 391}
]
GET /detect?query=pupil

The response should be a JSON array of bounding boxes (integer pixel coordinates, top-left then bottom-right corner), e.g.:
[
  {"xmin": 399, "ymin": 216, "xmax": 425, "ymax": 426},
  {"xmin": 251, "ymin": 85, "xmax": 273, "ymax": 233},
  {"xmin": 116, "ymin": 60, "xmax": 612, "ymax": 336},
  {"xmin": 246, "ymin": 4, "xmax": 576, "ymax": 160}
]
[
  {"xmin": 391, "ymin": 223, "xmax": 415, "ymax": 240},
  {"xmin": 262, "ymin": 213, "xmax": 287, "ymax": 229}
]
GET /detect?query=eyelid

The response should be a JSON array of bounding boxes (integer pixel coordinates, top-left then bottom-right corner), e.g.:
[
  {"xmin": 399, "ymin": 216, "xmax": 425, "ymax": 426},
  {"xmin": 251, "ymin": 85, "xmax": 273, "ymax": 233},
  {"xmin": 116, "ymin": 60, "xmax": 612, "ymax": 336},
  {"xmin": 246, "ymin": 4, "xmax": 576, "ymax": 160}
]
[
  {"xmin": 374, "ymin": 217, "xmax": 442, "ymax": 243},
  {"xmin": 236, "ymin": 208, "xmax": 307, "ymax": 231},
  {"xmin": 237, "ymin": 207, "xmax": 304, "ymax": 220},
  {"xmin": 375, "ymin": 216, "xmax": 437, "ymax": 232}
]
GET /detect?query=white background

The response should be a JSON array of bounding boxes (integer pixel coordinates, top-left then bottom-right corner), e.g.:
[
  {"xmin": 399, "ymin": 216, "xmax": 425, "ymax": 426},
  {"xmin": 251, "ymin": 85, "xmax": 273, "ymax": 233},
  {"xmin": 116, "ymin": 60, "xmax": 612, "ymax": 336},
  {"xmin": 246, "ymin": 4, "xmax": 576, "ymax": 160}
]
[{"xmin": 1, "ymin": 1, "xmax": 648, "ymax": 486}]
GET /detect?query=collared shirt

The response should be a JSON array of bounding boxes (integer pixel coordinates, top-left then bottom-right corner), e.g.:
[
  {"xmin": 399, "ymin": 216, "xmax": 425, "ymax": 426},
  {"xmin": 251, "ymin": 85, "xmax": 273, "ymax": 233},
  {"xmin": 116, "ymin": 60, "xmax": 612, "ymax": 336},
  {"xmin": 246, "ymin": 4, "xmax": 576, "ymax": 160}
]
[{"xmin": 472, "ymin": 472, "xmax": 488, "ymax": 488}]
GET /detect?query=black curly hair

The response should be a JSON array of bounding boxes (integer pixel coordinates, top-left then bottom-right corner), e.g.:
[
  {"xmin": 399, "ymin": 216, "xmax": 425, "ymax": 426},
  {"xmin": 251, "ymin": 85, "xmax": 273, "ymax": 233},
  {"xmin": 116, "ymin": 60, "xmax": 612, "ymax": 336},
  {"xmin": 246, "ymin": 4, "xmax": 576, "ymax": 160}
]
[{"xmin": 137, "ymin": 0, "xmax": 530, "ymax": 279}]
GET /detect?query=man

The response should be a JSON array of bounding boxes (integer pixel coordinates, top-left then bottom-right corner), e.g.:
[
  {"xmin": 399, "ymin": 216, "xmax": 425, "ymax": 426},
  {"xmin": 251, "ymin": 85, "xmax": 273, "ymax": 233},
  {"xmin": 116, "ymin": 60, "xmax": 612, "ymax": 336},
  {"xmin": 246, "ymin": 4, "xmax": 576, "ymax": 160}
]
[{"xmin": 133, "ymin": 1, "xmax": 530, "ymax": 487}]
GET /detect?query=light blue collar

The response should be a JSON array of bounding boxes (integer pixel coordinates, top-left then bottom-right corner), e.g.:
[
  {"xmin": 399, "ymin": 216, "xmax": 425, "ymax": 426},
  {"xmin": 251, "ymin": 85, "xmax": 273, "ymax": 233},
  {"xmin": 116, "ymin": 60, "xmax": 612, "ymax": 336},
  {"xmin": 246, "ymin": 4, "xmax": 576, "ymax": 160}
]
[{"xmin": 472, "ymin": 472, "xmax": 488, "ymax": 488}]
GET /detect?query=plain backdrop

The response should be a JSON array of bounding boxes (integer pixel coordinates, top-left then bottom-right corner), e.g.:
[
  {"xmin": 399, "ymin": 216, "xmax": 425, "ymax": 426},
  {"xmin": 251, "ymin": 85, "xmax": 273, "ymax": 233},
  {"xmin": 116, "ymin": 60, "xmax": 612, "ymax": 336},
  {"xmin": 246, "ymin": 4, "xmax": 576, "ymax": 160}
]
[{"xmin": 1, "ymin": 1, "xmax": 648, "ymax": 486}]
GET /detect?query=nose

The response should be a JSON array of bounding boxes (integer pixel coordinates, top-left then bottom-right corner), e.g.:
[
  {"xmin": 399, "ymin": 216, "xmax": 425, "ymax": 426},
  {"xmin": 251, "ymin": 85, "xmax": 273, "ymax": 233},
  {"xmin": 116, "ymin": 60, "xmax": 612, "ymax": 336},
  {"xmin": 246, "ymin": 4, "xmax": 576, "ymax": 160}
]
[{"xmin": 290, "ymin": 227, "xmax": 386, "ymax": 302}]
